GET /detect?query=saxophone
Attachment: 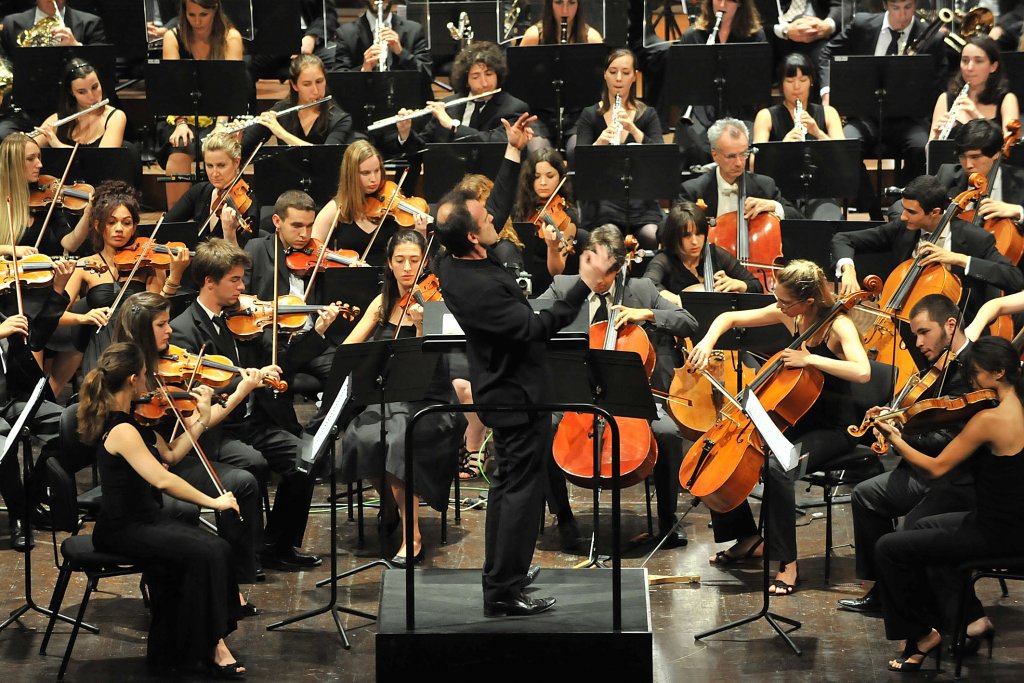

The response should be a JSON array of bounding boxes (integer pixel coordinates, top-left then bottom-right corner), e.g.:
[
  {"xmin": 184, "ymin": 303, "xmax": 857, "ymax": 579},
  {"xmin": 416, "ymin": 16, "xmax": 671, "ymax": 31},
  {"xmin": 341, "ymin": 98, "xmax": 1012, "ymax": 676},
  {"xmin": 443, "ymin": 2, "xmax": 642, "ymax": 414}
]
[
  {"xmin": 375, "ymin": 0, "xmax": 388, "ymax": 72},
  {"xmin": 938, "ymin": 83, "xmax": 970, "ymax": 140},
  {"xmin": 610, "ymin": 94, "xmax": 623, "ymax": 145},
  {"xmin": 794, "ymin": 98, "xmax": 807, "ymax": 141}
]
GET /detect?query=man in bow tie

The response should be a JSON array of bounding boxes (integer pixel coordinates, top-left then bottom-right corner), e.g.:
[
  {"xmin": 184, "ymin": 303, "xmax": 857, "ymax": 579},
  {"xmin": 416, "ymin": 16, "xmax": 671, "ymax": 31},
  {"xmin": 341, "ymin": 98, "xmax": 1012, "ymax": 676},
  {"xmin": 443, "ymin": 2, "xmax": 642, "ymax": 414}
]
[{"xmin": 678, "ymin": 118, "xmax": 801, "ymax": 221}]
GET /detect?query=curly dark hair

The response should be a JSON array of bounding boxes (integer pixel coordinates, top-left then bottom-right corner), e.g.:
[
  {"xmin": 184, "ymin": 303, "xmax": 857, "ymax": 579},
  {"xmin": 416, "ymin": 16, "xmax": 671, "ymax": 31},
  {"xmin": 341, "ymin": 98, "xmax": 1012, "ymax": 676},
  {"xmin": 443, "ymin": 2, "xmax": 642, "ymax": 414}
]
[
  {"xmin": 89, "ymin": 180, "xmax": 141, "ymax": 252},
  {"xmin": 513, "ymin": 148, "xmax": 572, "ymax": 222},
  {"xmin": 450, "ymin": 41, "xmax": 507, "ymax": 92}
]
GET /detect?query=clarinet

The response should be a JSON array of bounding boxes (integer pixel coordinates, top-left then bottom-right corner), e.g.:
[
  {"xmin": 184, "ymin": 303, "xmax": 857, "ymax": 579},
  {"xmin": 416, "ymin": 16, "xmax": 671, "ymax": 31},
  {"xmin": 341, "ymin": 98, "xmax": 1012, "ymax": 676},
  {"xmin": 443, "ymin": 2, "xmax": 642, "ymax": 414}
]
[
  {"xmin": 560, "ymin": 17, "xmax": 568, "ymax": 44},
  {"xmin": 610, "ymin": 94, "xmax": 623, "ymax": 145},
  {"xmin": 375, "ymin": 0, "xmax": 388, "ymax": 72},
  {"xmin": 707, "ymin": 10, "xmax": 724, "ymax": 44},
  {"xmin": 794, "ymin": 98, "xmax": 807, "ymax": 141},
  {"xmin": 938, "ymin": 83, "xmax": 970, "ymax": 141}
]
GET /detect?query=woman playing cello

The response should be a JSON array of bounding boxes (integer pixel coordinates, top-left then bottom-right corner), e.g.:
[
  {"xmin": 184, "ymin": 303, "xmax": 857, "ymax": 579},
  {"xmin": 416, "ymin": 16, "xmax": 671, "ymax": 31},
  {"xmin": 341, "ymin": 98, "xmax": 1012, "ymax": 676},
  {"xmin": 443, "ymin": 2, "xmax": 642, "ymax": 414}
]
[{"xmin": 689, "ymin": 260, "xmax": 870, "ymax": 594}]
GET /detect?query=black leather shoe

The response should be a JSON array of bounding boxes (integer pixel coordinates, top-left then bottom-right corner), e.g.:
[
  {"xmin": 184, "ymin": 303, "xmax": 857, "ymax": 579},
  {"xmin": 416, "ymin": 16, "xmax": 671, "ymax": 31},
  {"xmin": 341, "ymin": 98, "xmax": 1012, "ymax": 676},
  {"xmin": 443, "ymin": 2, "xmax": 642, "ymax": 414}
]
[
  {"xmin": 260, "ymin": 547, "xmax": 322, "ymax": 571},
  {"xmin": 239, "ymin": 601, "xmax": 261, "ymax": 618},
  {"xmin": 390, "ymin": 548, "xmax": 425, "ymax": 568},
  {"xmin": 254, "ymin": 566, "xmax": 266, "ymax": 583},
  {"xmin": 522, "ymin": 565, "xmax": 541, "ymax": 588},
  {"xmin": 484, "ymin": 593, "xmax": 556, "ymax": 617},
  {"xmin": 557, "ymin": 518, "xmax": 581, "ymax": 552},
  {"xmin": 10, "ymin": 519, "xmax": 32, "ymax": 552},
  {"xmin": 658, "ymin": 520, "xmax": 688, "ymax": 548},
  {"xmin": 837, "ymin": 588, "xmax": 880, "ymax": 613}
]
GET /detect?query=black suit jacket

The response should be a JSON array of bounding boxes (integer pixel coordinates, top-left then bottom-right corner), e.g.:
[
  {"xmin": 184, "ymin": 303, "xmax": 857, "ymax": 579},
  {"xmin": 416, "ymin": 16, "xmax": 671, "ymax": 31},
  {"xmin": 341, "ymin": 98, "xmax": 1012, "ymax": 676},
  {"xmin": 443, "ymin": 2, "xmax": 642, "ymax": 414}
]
[
  {"xmin": 818, "ymin": 12, "xmax": 946, "ymax": 92},
  {"xmin": 0, "ymin": 6, "xmax": 107, "ymax": 55},
  {"xmin": 830, "ymin": 217, "xmax": 1024, "ymax": 321},
  {"xmin": 936, "ymin": 163, "xmax": 1024, "ymax": 205},
  {"xmin": 0, "ymin": 287, "xmax": 68, "ymax": 402},
  {"xmin": 303, "ymin": 0, "xmax": 337, "ymax": 48},
  {"xmin": 678, "ymin": 170, "xmax": 802, "ymax": 219},
  {"xmin": 163, "ymin": 181, "xmax": 260, "ymax": 248},
  {"xmin": 334, "ymin": 14, "xmax": 432, "ymax": 79},
  {"xmin": 243, "ymin": 235, "xmax": 328, "ymax": 306}
]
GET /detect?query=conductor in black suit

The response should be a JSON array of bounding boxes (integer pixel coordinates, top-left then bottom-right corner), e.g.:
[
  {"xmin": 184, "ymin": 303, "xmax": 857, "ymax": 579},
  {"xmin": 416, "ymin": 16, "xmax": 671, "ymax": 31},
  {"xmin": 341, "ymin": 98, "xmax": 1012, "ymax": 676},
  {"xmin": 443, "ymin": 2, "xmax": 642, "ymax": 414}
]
[
  {"xmin": 333, "ymin": 0, "xmax": 432, "ymax": 79},
  {"xmin": 832, "ymin": 174, "xmax": 1024, "ymax": 325},
  {"xmin": 818, "ymin": 0, "xmax": 947, "ymax": 183},
  {"xmin": 678, "ymin": 118, "xmax": 802, "ymax": 220},
  {"xmin": 0, "ymin": 0, "xmax": 107, "ymax": 55},
  {"xmin": 381, "ymin": 41, "xmax": 528, "ymax": 190}
]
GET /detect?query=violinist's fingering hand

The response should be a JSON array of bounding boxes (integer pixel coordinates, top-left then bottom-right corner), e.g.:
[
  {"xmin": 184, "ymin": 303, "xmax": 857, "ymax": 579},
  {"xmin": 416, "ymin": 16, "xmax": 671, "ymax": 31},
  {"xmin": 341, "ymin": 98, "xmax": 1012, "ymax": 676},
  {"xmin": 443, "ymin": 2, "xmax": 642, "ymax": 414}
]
[
  {"xmin": 238, "ymin": 367, "xmax": 262, "ymax": 394},
  {"xmin": 51, "ymin": 258, "xmax": 76, "ymax": 293}
]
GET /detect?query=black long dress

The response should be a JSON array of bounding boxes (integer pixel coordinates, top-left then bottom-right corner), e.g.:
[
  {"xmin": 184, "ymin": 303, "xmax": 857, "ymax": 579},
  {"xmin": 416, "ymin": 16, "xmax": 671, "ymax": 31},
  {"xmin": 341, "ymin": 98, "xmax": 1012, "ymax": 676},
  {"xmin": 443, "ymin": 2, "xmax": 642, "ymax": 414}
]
[{"xmin": 92, "ymin": 412, "xmax": 239, "ymax": 671}]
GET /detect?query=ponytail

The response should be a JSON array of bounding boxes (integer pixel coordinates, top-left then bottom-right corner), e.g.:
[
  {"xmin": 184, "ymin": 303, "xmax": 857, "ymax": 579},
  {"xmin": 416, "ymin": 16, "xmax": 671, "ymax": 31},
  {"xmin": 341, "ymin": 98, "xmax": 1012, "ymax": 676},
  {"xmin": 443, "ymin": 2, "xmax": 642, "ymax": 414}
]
[{"xmin": 77, "ymin": 343, "xmax": 144, "ymax": 444}]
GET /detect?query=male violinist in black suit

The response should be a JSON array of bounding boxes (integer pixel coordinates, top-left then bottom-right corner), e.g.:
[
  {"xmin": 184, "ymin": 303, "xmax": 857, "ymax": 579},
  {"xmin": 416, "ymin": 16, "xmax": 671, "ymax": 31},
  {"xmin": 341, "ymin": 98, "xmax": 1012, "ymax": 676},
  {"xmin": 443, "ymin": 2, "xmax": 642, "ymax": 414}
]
[
  {"xmin": 832, "ymin": 174, "xmax": 1024, "ymax": 326},
  {"xmin": 334, "ymin": 0, "xmax": 431, "ymax": 79},
  {"xmin": 0, "ymin": 0, "xmax": 107, "ymax": 55},
  {"xmin": 817, "ymin": 0, "xmax": 947, "ymax": 183},
  {"xmin": 171, "ymin": 238, "xmax": 345, "ymax": 571},
  {"xmin": 382, "ymin": 41, "xmax": 529, "ymax": 190},
  {"xmin": 538, "ymin": 225, "xmax": 699, "ymax": 550},
  {"xmin": 678, "ymin": 118, "xmax": 801, "ymax": 220}
]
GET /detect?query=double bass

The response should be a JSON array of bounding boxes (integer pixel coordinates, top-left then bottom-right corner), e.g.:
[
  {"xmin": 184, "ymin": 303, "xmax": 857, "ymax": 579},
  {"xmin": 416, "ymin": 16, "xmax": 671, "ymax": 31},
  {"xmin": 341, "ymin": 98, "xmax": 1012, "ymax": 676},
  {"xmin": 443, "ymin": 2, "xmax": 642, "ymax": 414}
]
[
  {"xmin": 552, "ymin": 269, "xmax": 658, "ymax": 489},
  {"xmin": 679, "ymin": 290, "xmax": 872, "ymax": 512},
  {"xmin": 708, "ymin": 170, "xmax": 783, "ymax": 292}
]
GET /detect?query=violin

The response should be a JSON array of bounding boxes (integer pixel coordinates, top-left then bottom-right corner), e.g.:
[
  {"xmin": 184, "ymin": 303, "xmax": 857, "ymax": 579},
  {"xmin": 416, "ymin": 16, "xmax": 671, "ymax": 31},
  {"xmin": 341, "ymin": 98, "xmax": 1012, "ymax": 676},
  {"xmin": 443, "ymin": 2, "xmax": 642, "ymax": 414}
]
[
  {"xmin": 285, "ymin": 238, "xmax": 360, "ymax": 274},
  {"xmin": 859, "ymin": 174, "xmax": 986, "ymax": 389},
  {"xmin": 224, "ymin": 294, "xmax": 360, "ymax": 340},
  {"xmin": 707, "ymin": 171, "xmax": 784, "ymax": 291},
  {"xmin": 221, "ymin": 179, "xmax": 255, "ymax": 234},
  {"xmin": 29, "ymin": 175, "xmax": 93, "ymax": 214},
  {"xmin": 396, "ymin": 273, "xmax": 443, "ymax": 309},
  {"xmin": 530, "ymin": 194, "xmax": 576, "ymax": 256},
  {"xmin": 113, "ymin": 237, "xmax": 193, "ymax": 272},
  {"xmin": 132, "ymin": 389, "xmax": 228, "ymax": 427},
  {"xmin": 679, "ymin": 289, "xmax": 873, "ymax": 512},
  {"xmin": 855, "ymin": 389, "xmax": 998, "ymax": 446},
  {"xmin": 0, "ymin": 254, "xmax": 106, "ymax": 291},
  {"xmin": 158, "ymin": 343, "xmax": 288, "ymax": 392},
  {"xmin": 365, "ymin": 180, "xmax": 434, "ymax": 227},
  {"xmin": 552, "ymin": 268, "xmax": 659, "ymax": 489}
]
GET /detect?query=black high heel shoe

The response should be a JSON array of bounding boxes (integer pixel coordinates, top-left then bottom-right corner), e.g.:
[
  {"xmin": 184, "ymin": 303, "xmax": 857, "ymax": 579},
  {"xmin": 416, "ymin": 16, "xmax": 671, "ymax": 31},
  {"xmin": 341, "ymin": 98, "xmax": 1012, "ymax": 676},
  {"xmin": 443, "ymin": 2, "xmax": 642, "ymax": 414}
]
[
  {"xmin": 889, "ymin": 635, "xmax": 942, "ymax": 673},
  {"xmin": 955, "ymin": 627, "xmax": 996, "ymax": 658}
]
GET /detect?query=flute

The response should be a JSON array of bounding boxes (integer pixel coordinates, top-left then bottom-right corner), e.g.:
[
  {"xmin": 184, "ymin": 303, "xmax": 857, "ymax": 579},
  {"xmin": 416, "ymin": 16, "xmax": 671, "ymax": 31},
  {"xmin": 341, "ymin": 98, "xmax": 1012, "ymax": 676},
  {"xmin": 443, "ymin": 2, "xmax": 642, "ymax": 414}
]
[
  {"xmin": 367, "ymin": 88, "xmax": 502, "ymax": 131},
  {"xmin": 30, "ymin": 98, "xmax": 109, "ymax": 137},
  {"xmin": 217, "ymin": 96, "xmax": 332, "ymax": 135}
]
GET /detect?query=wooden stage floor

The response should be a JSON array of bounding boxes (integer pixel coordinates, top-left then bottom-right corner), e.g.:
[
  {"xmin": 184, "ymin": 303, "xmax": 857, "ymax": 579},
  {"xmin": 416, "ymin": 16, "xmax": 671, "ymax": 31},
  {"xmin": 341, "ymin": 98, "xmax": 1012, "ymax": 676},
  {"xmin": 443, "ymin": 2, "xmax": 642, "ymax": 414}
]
[{"xmin": 0, "ymin": 465, "xmax": 1021, "ymax": 682}]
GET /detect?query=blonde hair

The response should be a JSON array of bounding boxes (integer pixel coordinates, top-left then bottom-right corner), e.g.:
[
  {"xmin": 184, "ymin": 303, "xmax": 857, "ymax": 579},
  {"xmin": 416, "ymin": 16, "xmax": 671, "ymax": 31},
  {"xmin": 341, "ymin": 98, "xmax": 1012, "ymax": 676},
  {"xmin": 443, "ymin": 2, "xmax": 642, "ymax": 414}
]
[
  {"xmin": 776, "ymin": 259, "xmax": 834, "ymax": 313},
  {"xmin": 456, "ymin": 173, "xmax": 521, "ymax": 248},
  {"xmin": 202, "ymin": 131, "xmax": 241, "ymax": 160},
  {"xmin": 0, "ymin": 133, "xmax": 35, "ymax": 247},
  {"xmin": 334, "ymin": 140, "xmax": 384, "ymax": 223}
]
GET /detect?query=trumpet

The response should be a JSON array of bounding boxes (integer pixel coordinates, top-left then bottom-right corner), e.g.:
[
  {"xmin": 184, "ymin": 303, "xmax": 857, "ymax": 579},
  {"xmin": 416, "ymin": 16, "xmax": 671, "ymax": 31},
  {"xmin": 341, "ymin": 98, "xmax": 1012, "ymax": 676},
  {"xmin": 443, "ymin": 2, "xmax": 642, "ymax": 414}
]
[
  {"xmin": 610, "ymin": 94, "xmax": 623, "ymax": 145},
  {"xmin": 794, "ymin": 98, "xmax": 807, "ymax": 141},
  {"xmin": 938, "ymin": 83, "xmax": 970, "ymax": 140},
  {"xmin": 560, "ymin": 16, "xmax": 568, "ymax": 44},
  {"xmin": 29, "ymin": 98, "xmax": 109, "ymax": 137},
  {"xmin": 502, "ymin": 0, "xmax": 522, "ymax": 41},
  {"xmin": 707, "ymin": 10, "xmax": 724, "ymax": 45},
  {"xmin": 367, "ymin": 88, "xmax": 501, "ymax": 131},
  {"xmin": 374, "ymin": 0, "xmax": 388, "ymax": 72}
]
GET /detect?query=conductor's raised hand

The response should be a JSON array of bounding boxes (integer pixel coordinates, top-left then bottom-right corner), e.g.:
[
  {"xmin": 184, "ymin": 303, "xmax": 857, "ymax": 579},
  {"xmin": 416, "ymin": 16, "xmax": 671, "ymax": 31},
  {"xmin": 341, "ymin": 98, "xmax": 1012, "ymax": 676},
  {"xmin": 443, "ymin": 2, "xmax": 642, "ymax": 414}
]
[{"xmin": 502, "ymin": 112, "xmax": 537, "ymax": 150}]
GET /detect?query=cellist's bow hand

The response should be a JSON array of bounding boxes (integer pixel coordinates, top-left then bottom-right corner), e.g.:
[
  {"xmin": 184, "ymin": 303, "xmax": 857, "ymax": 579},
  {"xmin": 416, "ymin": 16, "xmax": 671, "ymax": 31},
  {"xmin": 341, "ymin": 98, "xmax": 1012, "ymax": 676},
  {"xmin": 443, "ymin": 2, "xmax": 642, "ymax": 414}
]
[
  {"xmin": 609, "ymin": 305, "xmax": 653, "ymax": 330},
  {"xmin": 916, "ymin": 242, "xmax": 968, "ymax": 269},
  {"xmin": 838, "ymin": 264, "xmax": 859, "ymax": 297}
]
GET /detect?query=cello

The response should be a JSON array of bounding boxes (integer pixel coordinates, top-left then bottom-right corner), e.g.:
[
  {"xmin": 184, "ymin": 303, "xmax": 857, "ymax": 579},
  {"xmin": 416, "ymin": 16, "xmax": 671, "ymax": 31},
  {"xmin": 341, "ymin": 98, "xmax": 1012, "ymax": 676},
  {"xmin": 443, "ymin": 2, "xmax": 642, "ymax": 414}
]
[
  {"xmin": 552, "ymin": 269, "xmax": 658, "ymax": 489},
  {"xmin": 958, "ymin": 120, "xmax": 1024, "ymax": 266},
  {"xmin": 708, "ymin": 168, "xmax": 783, "ymax": 292},
  {"xmin": 859, "ymin": 174, "xmax": 986, "ymax": 388},
  {"xmin": 679, "ymin": 289, "xmax": 873, "ymax": 513}
]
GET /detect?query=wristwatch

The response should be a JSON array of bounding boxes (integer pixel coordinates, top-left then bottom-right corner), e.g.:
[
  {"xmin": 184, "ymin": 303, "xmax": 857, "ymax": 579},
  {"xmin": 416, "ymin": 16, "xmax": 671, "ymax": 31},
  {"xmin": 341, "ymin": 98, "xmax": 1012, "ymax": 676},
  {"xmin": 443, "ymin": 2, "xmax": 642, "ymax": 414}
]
[
  {"xmin": 781, "ymin": 24, "xmax": 790, "ymax": 40},
  {"xmin": 450, "ymin": 120, "xmax": 461, "ymax": 132}
]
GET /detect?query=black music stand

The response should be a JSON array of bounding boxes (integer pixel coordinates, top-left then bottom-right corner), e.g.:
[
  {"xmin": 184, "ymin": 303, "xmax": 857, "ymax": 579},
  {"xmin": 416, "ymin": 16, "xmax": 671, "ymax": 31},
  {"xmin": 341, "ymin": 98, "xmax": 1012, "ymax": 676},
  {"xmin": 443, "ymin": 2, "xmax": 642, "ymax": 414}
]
[
  {"xmin": 573, "ymin": 144, "xmax": 681, "ymax": 228},
  {"xmin": 318, "ymin": 267, "xmax": 384, "ymax": 345},
  {"xmin": 145, "ymin": 60, "xmax": 251, "ymax": 183},
  {"xmin": 92, "ymin": 0, "xmax": 148, "ymax": 62},
  {"xmin": 779, "ymin": 220, "xmax": 839, "ymax": 274},
  {"xmin": 926, "ymin": 139, "xmax": 958, "ymax": 175},
  {"xmin": 422, "ymin": 142, "xmax": 506, "ymax": 201},
  {"xmin": 326, "ymin": 71, "xmax": 428, "ymax": 134},
  {"xmin": 253, "ymin": 144, "xmax": 347, "ymax": 209},
  {"xmin": 407, "ymin": 1, "xmax": 500, "ymax": 59},
  {"xmin": 753, "ymin": 140, "xmax": 861, "ymax": 215},
  {"xmin": 503, "ymin": 44, "xmax": 606, "ymax": 148},
  {"xmin": 10, "ymin": 45, "xmax": 118, "ymax": 124},
  {"xmin": 663, "ymin": 44, "xmax": 773, "ymax": 119},
  {"xmin": 250, "ymin": 0, "xmax": 301, "ymax": 56},
  {"xmin": 1000, "ymin": 51, "xmax": 1024, "ymax": 106},
  {"xmin": 41, "ymin": 147, "xmax": 138, "ymax": 187},
  {"xmin": 0, "ymin": 378, "xmax": 87, "ymax": 633}
]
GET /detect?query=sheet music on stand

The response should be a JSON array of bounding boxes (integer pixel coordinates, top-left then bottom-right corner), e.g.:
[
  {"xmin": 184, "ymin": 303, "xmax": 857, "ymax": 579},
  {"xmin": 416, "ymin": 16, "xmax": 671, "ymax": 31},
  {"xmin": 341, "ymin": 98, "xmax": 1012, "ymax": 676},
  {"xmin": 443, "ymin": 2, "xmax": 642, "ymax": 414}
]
[
  {"xmin": 0, "ymin": 378, "xmax": 47, "ymax": 466},
  {"xmin": 742, "ymin": 390, "xmax": 798, "ymax": 472},
  {"xmin": 299, "ymin": 375, "xmax": 350, "ymax": 474}
]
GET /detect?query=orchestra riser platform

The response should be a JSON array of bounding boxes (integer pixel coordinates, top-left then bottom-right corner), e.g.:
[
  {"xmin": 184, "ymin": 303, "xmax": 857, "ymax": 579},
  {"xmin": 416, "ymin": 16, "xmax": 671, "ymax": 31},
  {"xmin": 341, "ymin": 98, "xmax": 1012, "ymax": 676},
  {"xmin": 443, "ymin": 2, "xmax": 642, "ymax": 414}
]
[{"xmin": 376, "ymin": 568, "xmax": 653, "ymax": 681}]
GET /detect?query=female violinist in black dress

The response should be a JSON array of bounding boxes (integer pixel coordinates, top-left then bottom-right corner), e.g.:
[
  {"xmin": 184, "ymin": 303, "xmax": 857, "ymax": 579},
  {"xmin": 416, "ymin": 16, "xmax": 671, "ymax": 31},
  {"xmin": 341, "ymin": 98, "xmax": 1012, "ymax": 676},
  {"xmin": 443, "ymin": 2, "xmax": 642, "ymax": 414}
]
[
  {"xmin": 873, "ymin": 336, "xmax": 1024, "ymax": 672},
  {"xmin": 339, "ymin": 230, "xmax": 463, "ymax": 565},
  {"xmin": 689, "ymin": 260, "xmax": 870, "ymax": 594},
  {"xmin": 77, "ymin": 342, "xmax": 245, "ymax": 677},
  {"xmin": 643, "ymin": 200, "xmax": 761, "ymax": 304}
]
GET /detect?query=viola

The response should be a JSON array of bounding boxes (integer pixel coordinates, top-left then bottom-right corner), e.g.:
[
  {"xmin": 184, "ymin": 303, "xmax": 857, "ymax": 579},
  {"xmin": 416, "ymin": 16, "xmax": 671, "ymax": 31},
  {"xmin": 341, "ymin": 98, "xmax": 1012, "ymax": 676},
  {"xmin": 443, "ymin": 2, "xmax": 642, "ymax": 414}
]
[
  {"xmin": 396, "ymin": 273, "xmax": 442, "ymax": 310},
  {"xmin": 707, "ymin": 173, "xmax": 784, "ymax": 291},
  {"xmin": 132, "ymin": 390, "xmax": 228, "ymax": 427},
  {"xmin": 158, "ymin": 343, "xmax": 288, "ymax": 392},
  {"xmin": 113, "ymin": 237, "xmax": 194, "ymax": 272},
  {"xmin": 552, "ymin": 271, "xmax": 659, "ymax": 489},
  {"xmin": 285, "ymin": 238, "xmax": 360, "ymax": 274},
  {"xmin": 224, "ymin": 294, "xmax": 360, "ymax": 340},
  {"xmin": 29, "ymin": 175, "xmax": 93, "ymax": 214},
  {"xmin": 856, "ymin": 389, "xmax": 998, "ymax": 444},
  {"xmin": 859, "ymin": 174, "xmax": 986, "ymax": 389},
  {"xmin": 529, "ymin": 194, "xmax": 575, "ymax": 255},
  {"xmin": 679, "ymin": 289, "xmax": 873, "ymax": 512},
  {"xmin": 365, "ymin": 180, "xmax": 434, "ymax": 227},
  {"xmin": 0, "ymin": 254, "xmax": 106, "ymax": 291}
]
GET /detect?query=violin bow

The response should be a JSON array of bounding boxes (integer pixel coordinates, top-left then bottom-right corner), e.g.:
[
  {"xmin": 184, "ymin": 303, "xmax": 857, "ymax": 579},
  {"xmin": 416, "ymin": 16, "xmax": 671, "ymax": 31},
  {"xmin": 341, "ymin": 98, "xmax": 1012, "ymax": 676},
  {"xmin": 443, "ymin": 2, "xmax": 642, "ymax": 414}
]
[
  {"xmin": 197, "ymin": 140, "xmax": 266, "ymax": 237},
  {"xmin": 303, "ymin": 208, "xmax": 342, "ymax": 303},
  {"xmin": 168, "ymin": 343, "xmax": 208, "ymax": 443},
  {"xmin": 99, "ymin": 213, "xmax": 165, "ymax": 334},
  {"xmin": 360, "ymin": 168, "xmax": 410, "ymax": 264},
  {"xmin": 935, "ymin": 293, "xmax": 971, "ymax": 397},
  {"xmin": 270, "ymin": 237, "xmax": 280, "ymax": 390},
  {"xmin": 6, "ymin": 198, "xmax": 27, "ymax": 341},
  {"xmin": 153, "ymin": 375, "xmax": 239, "ymax": 520},
  {"xmin": 34, "ymin": 142, "xmax": 80, "ymax": 250},
  {"xmin": 392, "ymin": 232, "xmax": 435, "ymax": 340},
  {"xmin": 536, "ymin": 175, "xmax": 569, "ymax": 220}
]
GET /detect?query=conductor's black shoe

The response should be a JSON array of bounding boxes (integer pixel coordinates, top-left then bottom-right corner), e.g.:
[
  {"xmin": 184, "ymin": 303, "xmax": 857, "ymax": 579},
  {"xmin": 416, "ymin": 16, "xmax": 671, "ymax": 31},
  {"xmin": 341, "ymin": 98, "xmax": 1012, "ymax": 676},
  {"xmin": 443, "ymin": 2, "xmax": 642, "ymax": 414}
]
[
  {"xmin": 522, "ymin": 565, "xmax": 541, "ymax": 588},
  {"xmin": 260, "ymin": 547, "xmax": 322, "ymax": 571},
  {"xmin": 484, "ymin": 593, "xmax": 556, "ymax": 617},
  {"xmin": 10, "ymin": 519, "xmax": 32, "ymax": 552},
  {"xmin": 557, "ymin": 517, "xmax": 581, "ymax": 552},
  {"xmin": 837, "ymin": 588, "xmax": 880, "ymax": 613}
]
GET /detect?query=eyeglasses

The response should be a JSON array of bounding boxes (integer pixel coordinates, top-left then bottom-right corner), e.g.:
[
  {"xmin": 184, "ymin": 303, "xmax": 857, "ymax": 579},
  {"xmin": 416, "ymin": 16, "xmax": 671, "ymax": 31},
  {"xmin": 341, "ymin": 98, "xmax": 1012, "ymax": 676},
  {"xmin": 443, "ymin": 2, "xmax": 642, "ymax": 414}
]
[
  {"xmin": 716, "ymin": 150, "xmax": 751, "ymax": 161},
  {"xmin": 774, "ymin": 296, "xmax": 803, "ymax": 310}
]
